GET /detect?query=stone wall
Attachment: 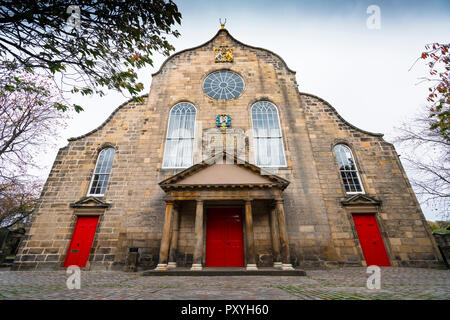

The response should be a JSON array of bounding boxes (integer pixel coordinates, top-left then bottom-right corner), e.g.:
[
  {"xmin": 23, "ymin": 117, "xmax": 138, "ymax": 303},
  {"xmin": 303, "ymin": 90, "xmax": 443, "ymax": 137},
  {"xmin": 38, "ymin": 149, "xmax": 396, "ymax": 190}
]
[
  {"xmin": 433, "ymin": 233, "xmax": 450, "ymax": 265},
  {"xmin": 300, "ymin": 93, "xmax": 442, "ymax": 268},
  {"xmin": 13, "ymin": 28, "xmax": 443, "ymax": 270}
]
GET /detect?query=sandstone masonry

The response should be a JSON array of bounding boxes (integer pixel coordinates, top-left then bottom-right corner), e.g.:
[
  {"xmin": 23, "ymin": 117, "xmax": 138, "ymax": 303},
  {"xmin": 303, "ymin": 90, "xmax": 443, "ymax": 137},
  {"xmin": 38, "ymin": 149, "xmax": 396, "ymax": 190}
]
[{"xmin": 13, "ymin": 29, "xmax": 444, "ymax": 271}]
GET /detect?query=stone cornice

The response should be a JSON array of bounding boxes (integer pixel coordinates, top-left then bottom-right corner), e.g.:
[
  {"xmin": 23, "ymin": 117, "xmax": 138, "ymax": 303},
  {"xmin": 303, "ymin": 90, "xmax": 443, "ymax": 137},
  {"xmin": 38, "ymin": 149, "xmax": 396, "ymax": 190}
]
[
  {"xmin": 340, "ymin": 194, "xmax": 382, "ymax": 207},
  {"xmin": 161, "ymin": 183, "xmax": 283, "ymax": 191},
  {"xmin": 69, "ymin": 196, "xmax": 112, "ymax": 209},
  {"xmin": 159, "ymin": 151, "xmax": 290, "ymax": 191}
]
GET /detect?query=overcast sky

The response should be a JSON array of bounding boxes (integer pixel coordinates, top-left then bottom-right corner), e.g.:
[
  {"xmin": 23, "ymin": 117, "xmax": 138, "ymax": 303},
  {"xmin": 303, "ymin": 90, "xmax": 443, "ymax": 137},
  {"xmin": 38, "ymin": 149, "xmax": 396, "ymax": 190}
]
[{"xmin": 34, "ymin": 0, "xmax": 450, "ymax": 221}]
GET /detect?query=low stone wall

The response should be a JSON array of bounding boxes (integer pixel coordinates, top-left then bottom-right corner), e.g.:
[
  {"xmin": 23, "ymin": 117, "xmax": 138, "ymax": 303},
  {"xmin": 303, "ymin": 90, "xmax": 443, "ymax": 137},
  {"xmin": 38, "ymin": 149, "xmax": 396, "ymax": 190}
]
[
  {"xmin": 1, "ymin": 228, "xmax": 25, "ymax": 257},
  {"xmin": 433, "ymin": 233, "xmax": 450, "ymax": 266}
]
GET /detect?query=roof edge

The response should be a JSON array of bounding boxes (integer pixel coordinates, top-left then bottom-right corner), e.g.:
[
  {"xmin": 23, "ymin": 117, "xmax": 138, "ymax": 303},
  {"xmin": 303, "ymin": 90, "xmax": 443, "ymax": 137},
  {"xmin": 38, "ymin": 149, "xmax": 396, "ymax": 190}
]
[
  {"xmin": 299, "ymin": 92, "xmax": 385, "ymax": 138},
  {"xmin": 67, "ymin": 94, "xmax": 148, "ymax": 142}
]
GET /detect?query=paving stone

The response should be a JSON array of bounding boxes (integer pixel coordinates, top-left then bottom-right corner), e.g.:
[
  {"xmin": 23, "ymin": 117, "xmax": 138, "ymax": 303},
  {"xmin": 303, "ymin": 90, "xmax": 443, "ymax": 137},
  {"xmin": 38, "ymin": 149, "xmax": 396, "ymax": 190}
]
[{"xmin": 0, "ymin": 267, "xmax": 448, "ymax": 300}]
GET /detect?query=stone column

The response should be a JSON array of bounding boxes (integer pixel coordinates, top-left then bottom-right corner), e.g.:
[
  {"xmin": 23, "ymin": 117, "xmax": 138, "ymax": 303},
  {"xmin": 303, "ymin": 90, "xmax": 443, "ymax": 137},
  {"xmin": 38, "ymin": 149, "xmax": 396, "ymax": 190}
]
[
  {"xmin": 191, "ymin": 200, "xmax": 204, "ymax": 270},
  {"xmin": 155, "ymin": 200, "xmax": 174, "ymax": 270},
  {"xmin": 244, "ymin": 199, "xmax": 258, "ymax": 270},
  {"xmin": 275, "ymin": 198, "xmax": 294, "ymax": 270},
  {"xmin": 167, "ymin": 206, "xmax": 180, "ymax": 269},
  {"xmin": 269, "ymin": 205, "xmax": 282, "ymax": 268}
]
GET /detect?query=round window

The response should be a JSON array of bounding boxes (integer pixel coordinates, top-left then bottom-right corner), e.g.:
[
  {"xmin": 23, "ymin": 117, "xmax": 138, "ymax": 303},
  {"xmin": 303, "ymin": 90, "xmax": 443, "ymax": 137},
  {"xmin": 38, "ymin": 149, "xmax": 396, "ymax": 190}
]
[{"xmin": 203, "ymin": 70, "xmax": 244, "ymax": 100}]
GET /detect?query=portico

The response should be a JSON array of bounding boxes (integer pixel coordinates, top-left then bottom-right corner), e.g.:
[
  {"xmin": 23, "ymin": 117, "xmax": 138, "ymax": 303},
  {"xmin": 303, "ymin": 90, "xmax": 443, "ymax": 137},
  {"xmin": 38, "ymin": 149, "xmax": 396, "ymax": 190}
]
[{"xmin": 154, "ymin": 152, "xmax": 294, "ymax": 271}]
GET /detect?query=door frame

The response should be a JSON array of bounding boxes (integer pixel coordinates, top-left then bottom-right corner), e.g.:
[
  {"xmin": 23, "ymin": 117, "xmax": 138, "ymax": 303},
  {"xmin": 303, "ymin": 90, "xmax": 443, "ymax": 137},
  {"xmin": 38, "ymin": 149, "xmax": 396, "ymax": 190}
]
[
  {"xmin": 62, "ymin": 212, "xmax": 103, "ymax": 269},
  {"xmin": 345, "ymin": 207, "xmax": 394, "ymax": 267},
  {"xmin": 203, "ymin": 205, "xmax": 245, "ymax": 266}
]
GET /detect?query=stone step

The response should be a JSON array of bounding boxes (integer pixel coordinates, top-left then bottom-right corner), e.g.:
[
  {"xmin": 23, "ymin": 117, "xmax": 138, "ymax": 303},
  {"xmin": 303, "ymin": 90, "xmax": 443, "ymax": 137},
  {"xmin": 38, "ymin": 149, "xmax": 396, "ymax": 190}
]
[{"xmin": 142, "ymin": 268, "xmax": 306, "ymax": 276}]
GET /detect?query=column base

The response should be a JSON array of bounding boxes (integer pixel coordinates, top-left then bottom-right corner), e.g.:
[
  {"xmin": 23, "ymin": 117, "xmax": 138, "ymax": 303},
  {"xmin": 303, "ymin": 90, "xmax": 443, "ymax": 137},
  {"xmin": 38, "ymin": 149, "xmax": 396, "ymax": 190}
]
[
  {"xmin": 281, "ymin": 263, "xmax": 295, "ymax": 270},
  {"xmin": 273, "ymin": 262, "xmax": 283, "ymax": 269},
  {"xmin": 246, "ymin": 264, "xmax": 258, "ymax": 271},
  {"xmin": 155, "ymin": 263, "xmax": 167, "ymax": 270},
  {"xmin": 190, "ymin": 263, "xmax": 203, "ymax": 271},
  {"xmin": 167, "ymin": 262, "xmax": 177, "ymax": 269}
]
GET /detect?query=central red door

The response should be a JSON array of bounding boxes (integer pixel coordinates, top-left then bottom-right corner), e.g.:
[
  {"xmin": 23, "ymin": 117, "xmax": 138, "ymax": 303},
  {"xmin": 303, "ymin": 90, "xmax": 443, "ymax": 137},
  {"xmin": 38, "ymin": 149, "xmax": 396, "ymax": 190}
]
[
  {"xmin": 353, "ymin": 214, "xmax": 390, "ymax": 266},
  {"xmin": 206, "ymin": 208, "xmax": 244, "ymax": 267},
  {"xmin": 63, "ymin": 216, "xmax": 99, "ymax": 268}
]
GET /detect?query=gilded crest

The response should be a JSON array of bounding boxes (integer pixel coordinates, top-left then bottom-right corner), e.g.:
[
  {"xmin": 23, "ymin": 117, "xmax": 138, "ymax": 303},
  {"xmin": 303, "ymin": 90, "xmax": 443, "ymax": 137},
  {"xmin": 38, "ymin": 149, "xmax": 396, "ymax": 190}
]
[{"xmin": 214, "ymin": 46, "xmax": 233, "ymax": 62}]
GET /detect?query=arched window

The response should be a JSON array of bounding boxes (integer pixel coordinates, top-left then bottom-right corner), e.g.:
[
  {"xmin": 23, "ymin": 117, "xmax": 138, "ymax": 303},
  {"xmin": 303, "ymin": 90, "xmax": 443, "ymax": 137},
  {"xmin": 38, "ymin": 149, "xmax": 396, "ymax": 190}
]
[
  {"xmin": 333, "ymin": 144, "xmax": 364, "ymax": 194},
  {"xmin": 87, "ymin": 147, "xmax": 115, "ymax": 196},
  {"xmin": 251, "ymin": 101, "xmax": 286, "ymax": 167},
  {"xmin": 162, "ymin": 102, "xmax": 196, "ymax": 168}
]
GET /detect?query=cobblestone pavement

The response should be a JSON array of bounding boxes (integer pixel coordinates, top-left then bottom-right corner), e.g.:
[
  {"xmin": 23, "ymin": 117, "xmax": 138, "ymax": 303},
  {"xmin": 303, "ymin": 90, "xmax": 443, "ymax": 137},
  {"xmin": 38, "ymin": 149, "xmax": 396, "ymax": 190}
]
[{"xmin": 0, "ymin": 267, "xmax": 448, "ymax": 300}]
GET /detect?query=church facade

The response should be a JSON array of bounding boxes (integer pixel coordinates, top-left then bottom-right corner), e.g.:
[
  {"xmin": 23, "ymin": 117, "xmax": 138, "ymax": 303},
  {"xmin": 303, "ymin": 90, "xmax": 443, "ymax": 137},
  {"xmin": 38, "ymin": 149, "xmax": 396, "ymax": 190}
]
[{"xmin": 13, "ymin": 28, "xmax": 444, "ymax": 271}]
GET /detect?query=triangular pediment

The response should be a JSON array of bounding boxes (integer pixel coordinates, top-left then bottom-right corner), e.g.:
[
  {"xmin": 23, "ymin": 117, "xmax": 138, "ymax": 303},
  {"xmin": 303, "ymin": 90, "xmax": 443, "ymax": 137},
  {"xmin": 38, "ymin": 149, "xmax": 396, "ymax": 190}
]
[
  {"xmin": 159, "ymin": 152, "xmax": 289, "ymax": 191},
  {"xmin": 340, "ymin": 194, "xmax": 382, "ymax": 207},
  {"xmin": 69, "ymin": 196, "xmax": 112, "ymax": 209},
  {"xmin": 178, "ymin": 163, "xmax": 273, "ymax": 185}
]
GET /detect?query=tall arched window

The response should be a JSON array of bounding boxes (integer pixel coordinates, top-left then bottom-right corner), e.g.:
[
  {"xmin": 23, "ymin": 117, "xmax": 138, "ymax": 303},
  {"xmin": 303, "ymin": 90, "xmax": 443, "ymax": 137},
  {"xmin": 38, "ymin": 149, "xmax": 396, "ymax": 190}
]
[
  {"xmin": 87, "ymin": 147, "xmax": 115, "ymax": 196},
  {"xmin": 333, "ymin": 144, "xmax": 364, "ymax": 194},
  {"xmin": 251, "ymin": 101, "xmax": 286, "ymax": 167},
  {"xmin": 162, "ymin": 102, "xmax": 196, "ymax": 168}
]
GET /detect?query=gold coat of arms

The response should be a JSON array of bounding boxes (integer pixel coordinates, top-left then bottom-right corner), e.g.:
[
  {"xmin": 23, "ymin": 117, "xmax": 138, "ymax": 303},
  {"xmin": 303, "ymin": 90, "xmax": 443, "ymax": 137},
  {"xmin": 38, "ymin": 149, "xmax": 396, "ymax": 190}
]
[{"xmin": 215, "ymin": 46, "xmax": 233, "ymax": 62}]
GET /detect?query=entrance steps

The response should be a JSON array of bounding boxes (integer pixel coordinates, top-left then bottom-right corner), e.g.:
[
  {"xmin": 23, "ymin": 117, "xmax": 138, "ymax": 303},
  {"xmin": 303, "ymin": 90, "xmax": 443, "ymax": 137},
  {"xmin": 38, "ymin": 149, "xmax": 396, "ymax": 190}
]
[{"xmin": 142, "ymin": 267, "xmax": 306, "ymax": 276}]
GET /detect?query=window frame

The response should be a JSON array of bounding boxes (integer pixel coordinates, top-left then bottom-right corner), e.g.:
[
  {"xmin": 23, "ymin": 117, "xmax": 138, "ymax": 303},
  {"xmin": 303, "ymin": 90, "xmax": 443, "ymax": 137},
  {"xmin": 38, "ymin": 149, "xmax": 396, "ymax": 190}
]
[
  {"xmin": 87, "ymin": 147, "xmax": 116, "ymax": 197},
  {"xmin": 333, "ymin": 144, "xmax": 365, "ymax": 195},
  {"xmin": 251, "ymin": 101, "xmax": 287, "ymax": 168},
  {"xmin": 162, "ymin": 102, "xmax": 197, "ymax": 169},
  {"xmin": 202, "ymin": 70, "xmax": 245, "ymax": 100}
]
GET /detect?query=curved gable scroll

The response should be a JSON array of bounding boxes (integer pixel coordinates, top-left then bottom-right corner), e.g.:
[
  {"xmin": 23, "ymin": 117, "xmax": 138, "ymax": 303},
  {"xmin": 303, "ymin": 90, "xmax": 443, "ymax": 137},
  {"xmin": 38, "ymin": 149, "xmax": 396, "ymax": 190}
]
[
  {"xmin": 300, "ymin": 92, "xmax": 385, "ymax": 138},
  {"xmin": 67, "ymin": 94, "xmax": 148, "ymax": 142},
  {"xmin": 152, "ymin": 28, "xmax": 296, "ymax": 77}
]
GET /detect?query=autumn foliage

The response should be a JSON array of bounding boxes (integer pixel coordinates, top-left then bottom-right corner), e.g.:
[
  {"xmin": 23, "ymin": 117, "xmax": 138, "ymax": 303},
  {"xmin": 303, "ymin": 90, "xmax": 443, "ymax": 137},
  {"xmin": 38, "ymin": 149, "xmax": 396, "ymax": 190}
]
[
  {"xmin": 420, "ymin": 43, "xmax": 450, "ymax": 141},
  {"xmin": 0, "ymin": 0, "xmax": 181, "ymax": 112}
]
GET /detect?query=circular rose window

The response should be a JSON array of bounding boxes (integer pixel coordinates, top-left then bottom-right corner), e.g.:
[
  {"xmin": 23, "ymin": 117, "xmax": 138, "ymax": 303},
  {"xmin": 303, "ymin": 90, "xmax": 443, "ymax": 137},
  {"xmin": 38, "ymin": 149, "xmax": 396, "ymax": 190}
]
[{"xmin": 203, "ymin": 70, "xmax": 244, "ymax": 100}]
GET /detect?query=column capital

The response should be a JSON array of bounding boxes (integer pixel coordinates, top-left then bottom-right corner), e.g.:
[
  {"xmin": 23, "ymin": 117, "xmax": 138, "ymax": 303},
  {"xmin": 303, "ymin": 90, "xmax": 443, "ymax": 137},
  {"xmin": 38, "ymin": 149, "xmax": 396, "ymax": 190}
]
[
  {"xmin": 195, "ymin": 199, "xmax": 204, "ymax": 204},
  {"xmin": 165, "ymin": 199, "xmax": 175, "ymax": 205},
  {"xmin": 244, "ymin": 198, "xmax": 253, "ymax": 204},
  {"xmin": 274, "ymin": 198, "xmax": 284, "ymax": 204}
]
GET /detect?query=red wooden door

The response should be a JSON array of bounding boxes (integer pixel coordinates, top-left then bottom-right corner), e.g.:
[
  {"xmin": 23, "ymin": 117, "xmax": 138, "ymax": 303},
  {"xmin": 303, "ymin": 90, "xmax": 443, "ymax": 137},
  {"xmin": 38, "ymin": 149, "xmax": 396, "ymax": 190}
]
[
  {"xmin": 206, "ymin": 208, "xmax": 244, "ymax": 267},
  {"xmin": 63, "ymin": 216, "xmax": 99, "ymax": 267},
  {"xmin": 353, "ymin": 214, "xmax": 390, "ymax": 266}
]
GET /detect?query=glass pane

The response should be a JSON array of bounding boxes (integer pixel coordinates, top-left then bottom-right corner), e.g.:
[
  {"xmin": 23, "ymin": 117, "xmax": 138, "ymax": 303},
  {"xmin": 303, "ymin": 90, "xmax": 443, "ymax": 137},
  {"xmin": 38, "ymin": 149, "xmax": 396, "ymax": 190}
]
[
  {"xmin": 162, "ymin": 140, "xmax": 177, "ymax": 167},
  {"xmin": 163, "ymin": 138, "xmax": 194, "ymax": 168},
  {"xmin": 162, "ymin": 102, "xmax": 196, "ymax": 168},
  {"xmin": 89, "ymin": 173, "xmax": 111, "ymax": 195},
  {"xmin": 89, "ymin": 148, "xmax": 115, "ymax": 195},
  {"xmin": 203, "ymin": 71, "xmax": 244, "ymax": 100},
  {"xmin": 167, "ymin": 103, "xmax": 196, "ymax": 139},
  {"xmin": 252, "ymin": 101, "xmax": 286, "ymax": 166},
  {"xmin": 333, "ymin": 145, "xmax": 363, "ymax": 193},
  {"xmin": 94, "ymin": 148, "xmax": 115, "ymax": 174}
]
